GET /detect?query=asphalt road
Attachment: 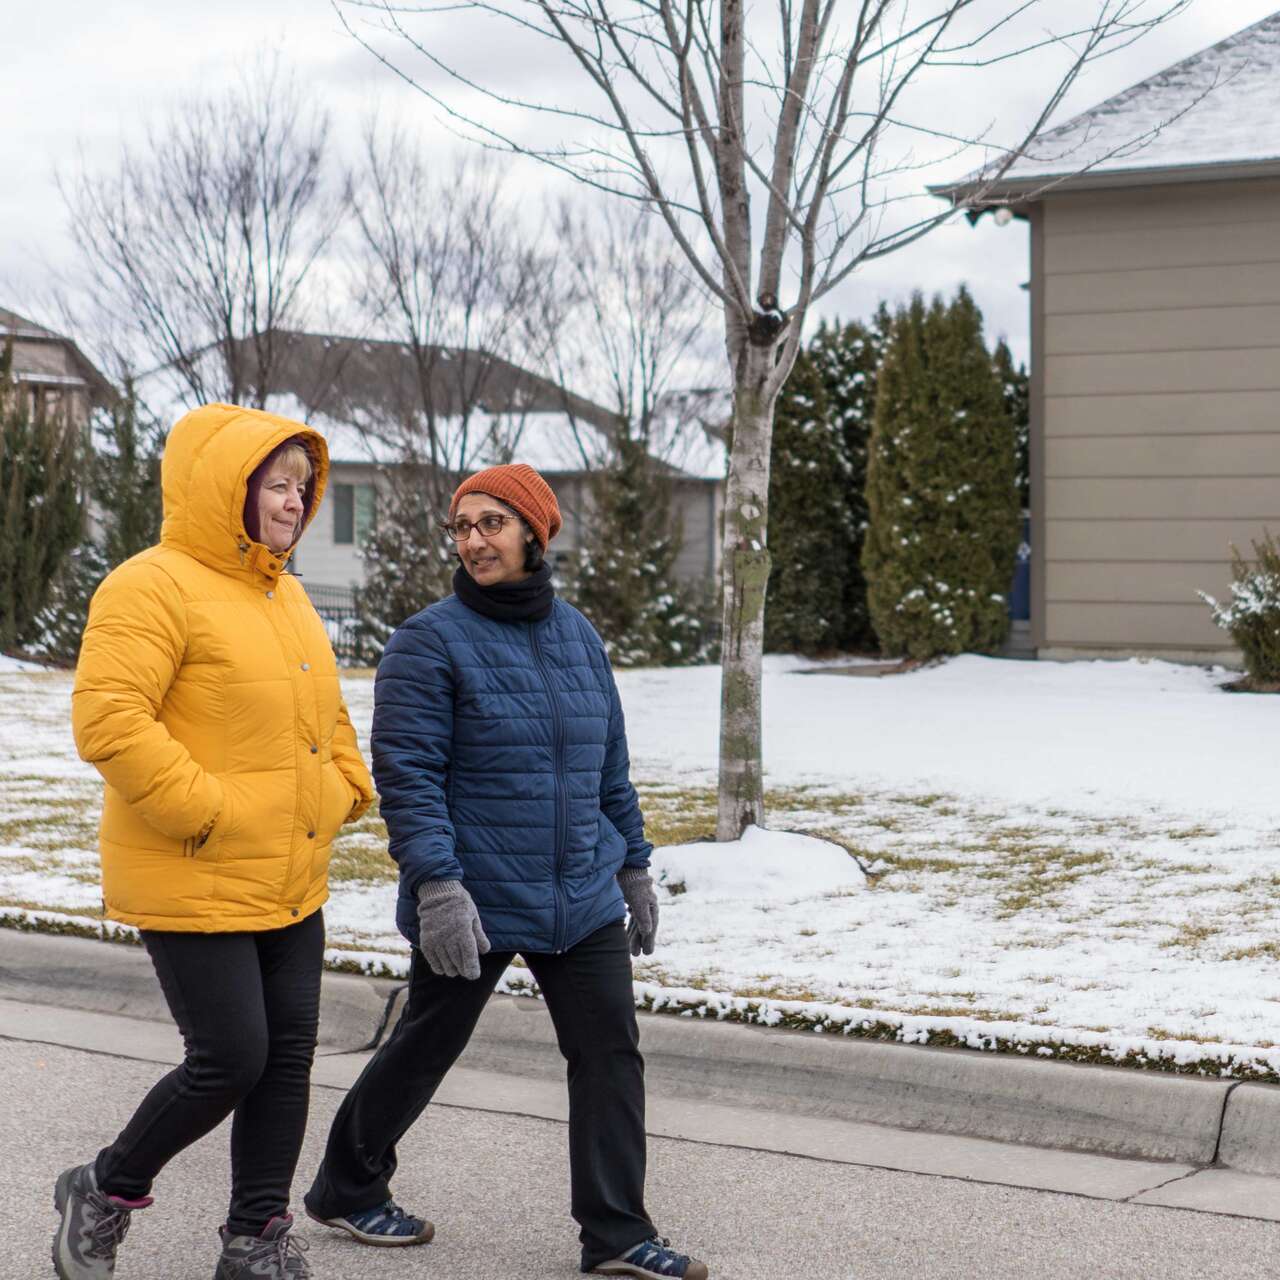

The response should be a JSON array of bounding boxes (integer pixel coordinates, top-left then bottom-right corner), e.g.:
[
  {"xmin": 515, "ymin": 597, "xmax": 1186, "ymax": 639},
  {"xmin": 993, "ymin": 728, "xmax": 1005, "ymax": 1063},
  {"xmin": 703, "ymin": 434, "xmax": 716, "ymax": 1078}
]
[{"xmin": 7, "ymin": 1035, "xmax": 1280, "ymax": 1280}]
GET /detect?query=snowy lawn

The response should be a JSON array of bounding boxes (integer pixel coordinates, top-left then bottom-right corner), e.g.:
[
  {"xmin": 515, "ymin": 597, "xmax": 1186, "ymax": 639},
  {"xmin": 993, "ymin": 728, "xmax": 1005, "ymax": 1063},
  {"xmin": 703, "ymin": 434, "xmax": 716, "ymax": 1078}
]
[{"xmin": 4, "ymin": 653, "xmax": 1280, "ymax": 1078}]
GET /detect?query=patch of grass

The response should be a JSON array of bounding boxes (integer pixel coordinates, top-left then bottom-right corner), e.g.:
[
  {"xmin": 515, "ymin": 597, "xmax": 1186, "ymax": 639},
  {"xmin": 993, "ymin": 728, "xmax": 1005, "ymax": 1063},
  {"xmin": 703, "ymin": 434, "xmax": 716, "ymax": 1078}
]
[
  {"xmin": 879, "ymin": 853, "xmax": 970, "ymax": 875},
  {"xmin": 328, "ymin": 837, "xmax": 397, "ymax": 883},
  {"xmin": 892, "ymin": 793, "xmax": 945, "ymax": 809},
  {"xmin": 635, "ymin": 784, "xmax": 716, "ymax": 846},
  {"xmin": 1226, "ymin": 941, "xmax": 1280, "ymax": 962},
  {"xmin": 899, "ymin": 1001, "xmax": 1025, "ymax": 1023},
  {"xmin": 1157, "ymin": 921, "xmax": 1223, "ymax": 952},
  {"xmin": 0, "ymin": 806, "xmax": 101, "ymax": 850},
  {"xmin": 767, "ymin": 786, "xmax": 868, "ymax": 812},
  {"xmin": 0, "ymin": 894, "xmax": 103, "ymax": 917},
  {"xmin": 995, "ymin": 847, "xmax": 1111, "ymax": 917},
  {"xmin": 1144, "ymin": 1025, "xmax": 1213, "ymax": 1044}
]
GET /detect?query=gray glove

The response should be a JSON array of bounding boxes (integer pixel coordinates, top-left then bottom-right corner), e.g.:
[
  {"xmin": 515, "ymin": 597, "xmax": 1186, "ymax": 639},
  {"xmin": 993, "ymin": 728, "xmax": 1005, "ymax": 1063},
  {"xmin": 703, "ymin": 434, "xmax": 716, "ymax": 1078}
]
[
  {"xmin": 617, "ymin": 867, "xmax": 658, "ymax": 957},
  {"xmin": 416, "ymin": 879, "xmax": 491, "ymax": 980}
]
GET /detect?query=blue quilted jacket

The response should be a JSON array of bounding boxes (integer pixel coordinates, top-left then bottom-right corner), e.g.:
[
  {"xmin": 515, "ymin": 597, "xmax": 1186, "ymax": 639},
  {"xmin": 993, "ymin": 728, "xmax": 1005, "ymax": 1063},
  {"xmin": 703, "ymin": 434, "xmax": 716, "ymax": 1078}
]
[{"xmin": 372, "ymin": 593, "xmax": 652, "ymax": 953}]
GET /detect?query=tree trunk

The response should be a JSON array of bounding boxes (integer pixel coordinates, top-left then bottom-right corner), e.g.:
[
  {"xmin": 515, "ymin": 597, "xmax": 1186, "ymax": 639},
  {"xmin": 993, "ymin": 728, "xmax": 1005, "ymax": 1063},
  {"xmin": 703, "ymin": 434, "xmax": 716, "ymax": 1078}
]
[{"xmin": 716, "ymin": 341, "xmax": 780, "ymax": 841}]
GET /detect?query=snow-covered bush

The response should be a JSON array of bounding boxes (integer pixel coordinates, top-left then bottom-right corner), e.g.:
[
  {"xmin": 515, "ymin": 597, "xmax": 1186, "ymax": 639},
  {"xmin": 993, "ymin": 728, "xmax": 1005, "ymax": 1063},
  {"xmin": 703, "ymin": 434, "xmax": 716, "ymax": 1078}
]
[
  {"xmin": 1201, "ymin": 534, "xmax": 1280, "ymax": 686},
  {"xmin": 354, "ymin": 462, "xmax": 455, "ymax": 663},
  {"xmin": 562, "ymin": 436, "xmax": 717, "ymax": 668}
]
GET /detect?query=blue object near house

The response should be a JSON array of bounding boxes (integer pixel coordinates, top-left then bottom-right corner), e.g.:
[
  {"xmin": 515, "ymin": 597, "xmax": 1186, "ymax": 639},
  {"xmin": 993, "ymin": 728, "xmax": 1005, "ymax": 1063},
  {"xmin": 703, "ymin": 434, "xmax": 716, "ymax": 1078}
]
[{"xmin": 1009, "ymin": 515, "xmax": 1031, "ymax": 621}]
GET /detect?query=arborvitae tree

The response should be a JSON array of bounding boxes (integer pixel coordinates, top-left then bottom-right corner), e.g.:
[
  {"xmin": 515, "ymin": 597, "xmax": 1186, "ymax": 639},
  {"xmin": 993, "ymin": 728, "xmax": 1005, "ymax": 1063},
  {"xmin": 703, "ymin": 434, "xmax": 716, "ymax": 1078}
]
[
  {"xmin": 566, "ymin": 435, "xmax": 715, "ymax": 667},
  {"xmin": 763, "ymin": 347, "xmax": 849, "ymax": 654},
  {"xmin": 993, "ymin": 339, "xmax": 1030, "ymax": 511},
  {"xmin": 810, "ymin": 307, "xmax": 892, "ymax": 653},
  {"xmin": 34, "ymin": 539, "xmax": 109, "ymax": 664},
  {"xmin": 0, "ymin": 342, "xmax": 86, "ymax": 653},
  {"xmin": 354, "ymin": 463, "xmax": 457, "ymax": 662},
  {"xmin": 863, "ymin": 288, "xmax": 1019, "ymax": 660},
  {"xmin": 35, "ymin": 382, "xmax": 166, "ymax": 663},
  {"xmin": 96, "ymin": 381, "xmax": 165, "ymax": 564}
]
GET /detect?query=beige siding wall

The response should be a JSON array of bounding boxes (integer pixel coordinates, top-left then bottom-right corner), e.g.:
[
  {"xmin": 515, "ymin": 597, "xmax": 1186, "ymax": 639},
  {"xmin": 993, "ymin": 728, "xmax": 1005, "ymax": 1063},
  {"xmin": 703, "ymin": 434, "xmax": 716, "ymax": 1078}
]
[
  {"xmin": 1038, "ymin": 177, "xmax": 1280, "ymax": 657},
  {"xmin": 293, "ymin": 461, "xmax": 376, "ymax": 589}
]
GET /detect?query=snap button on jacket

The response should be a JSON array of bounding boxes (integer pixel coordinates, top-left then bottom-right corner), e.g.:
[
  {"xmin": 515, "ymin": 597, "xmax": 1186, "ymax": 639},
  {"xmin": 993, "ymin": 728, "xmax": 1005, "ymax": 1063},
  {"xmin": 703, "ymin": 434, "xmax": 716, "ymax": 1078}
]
[{"xmin": 72, "ymin": 403, "xmax": 375, "ymax": 932}]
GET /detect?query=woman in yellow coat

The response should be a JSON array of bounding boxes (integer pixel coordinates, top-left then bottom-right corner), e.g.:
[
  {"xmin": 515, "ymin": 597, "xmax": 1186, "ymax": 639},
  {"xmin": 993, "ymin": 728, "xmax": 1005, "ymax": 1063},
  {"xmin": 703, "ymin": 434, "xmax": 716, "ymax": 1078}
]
[{"xmin": 52, "ymin": 403, "xmax": 374, "ymax": 1280}]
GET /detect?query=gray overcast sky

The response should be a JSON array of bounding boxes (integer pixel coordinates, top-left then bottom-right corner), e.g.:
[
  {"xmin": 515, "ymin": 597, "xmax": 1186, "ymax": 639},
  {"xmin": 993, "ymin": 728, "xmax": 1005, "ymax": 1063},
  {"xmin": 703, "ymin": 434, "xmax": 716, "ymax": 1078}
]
[{"xmin": 4, "ymin": 1, "xmax": 1277, "ymax": 370}]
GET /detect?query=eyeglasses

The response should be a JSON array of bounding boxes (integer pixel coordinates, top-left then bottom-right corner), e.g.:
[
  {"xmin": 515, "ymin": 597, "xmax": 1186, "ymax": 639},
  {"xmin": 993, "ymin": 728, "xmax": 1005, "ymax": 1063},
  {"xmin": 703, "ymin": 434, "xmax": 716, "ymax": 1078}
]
[{"xmin": 441, "ymin": 513, "xmax": 518, "ymax": 541}]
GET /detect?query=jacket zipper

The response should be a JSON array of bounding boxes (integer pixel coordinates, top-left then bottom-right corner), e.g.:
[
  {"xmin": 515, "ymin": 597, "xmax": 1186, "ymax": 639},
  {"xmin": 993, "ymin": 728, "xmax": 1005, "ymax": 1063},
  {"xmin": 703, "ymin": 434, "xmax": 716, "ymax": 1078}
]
[{"xmin": 529, "ymin": 620, "xmax": 568, "ymax": 952}]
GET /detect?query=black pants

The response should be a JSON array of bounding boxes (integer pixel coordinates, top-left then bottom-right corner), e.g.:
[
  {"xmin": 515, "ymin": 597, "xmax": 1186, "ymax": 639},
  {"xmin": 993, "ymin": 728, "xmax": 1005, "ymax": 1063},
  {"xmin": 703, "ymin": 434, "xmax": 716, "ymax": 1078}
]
[
  {"xmin": 96, "ymin": 910, "xmax": 325, "ymax": 1236},
  {"xmin": 306, "ymin": 920, "xmax": 653, "ymax": 1270}
]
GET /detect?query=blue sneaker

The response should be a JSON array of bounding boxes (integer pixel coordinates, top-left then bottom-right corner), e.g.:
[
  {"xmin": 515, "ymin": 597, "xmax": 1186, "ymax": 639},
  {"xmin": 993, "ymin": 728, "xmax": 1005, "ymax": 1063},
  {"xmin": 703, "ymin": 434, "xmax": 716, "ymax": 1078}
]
[
  {"xmin": 595, "ymin": 1235, "xmax": 708, "ymax": 1279},
  {"xmin": 304, "ymin": 1199, "xmax": 434, "ymax": 1247}
]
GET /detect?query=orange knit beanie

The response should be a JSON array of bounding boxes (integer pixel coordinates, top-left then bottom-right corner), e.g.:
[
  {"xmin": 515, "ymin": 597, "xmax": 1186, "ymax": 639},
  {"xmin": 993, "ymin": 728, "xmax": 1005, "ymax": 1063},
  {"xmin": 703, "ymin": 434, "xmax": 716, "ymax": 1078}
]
[{"xmin": 449, "ymin": 463, "xmax": 563, "ymax": 549}]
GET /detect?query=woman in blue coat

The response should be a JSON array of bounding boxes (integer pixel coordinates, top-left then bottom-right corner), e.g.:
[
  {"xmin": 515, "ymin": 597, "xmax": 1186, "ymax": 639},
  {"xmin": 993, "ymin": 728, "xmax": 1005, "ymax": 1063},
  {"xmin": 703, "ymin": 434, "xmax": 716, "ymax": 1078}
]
[{"xmin": 305, "ymin": 464, "xmax": 708, "ymax": 1280}]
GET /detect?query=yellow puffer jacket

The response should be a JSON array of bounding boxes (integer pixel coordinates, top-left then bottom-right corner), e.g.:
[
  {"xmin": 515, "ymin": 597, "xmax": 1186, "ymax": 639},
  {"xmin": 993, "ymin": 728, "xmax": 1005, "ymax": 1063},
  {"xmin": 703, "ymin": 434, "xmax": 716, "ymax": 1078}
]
[{"xmin": 72, "ymin": 403, "xmax": 375, "ymax": 932}]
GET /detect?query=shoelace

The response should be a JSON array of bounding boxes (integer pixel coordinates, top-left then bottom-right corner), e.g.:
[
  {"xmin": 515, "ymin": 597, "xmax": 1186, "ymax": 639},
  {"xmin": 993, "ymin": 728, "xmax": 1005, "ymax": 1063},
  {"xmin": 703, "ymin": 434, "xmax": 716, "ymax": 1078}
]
[
  {"xmin": 86, "ymin": 1194, "xmax": 133, "ymax": 1258},
  {"xmin": 240, "ymin": 1230, "xmax": 311, "ymax": 1277}
]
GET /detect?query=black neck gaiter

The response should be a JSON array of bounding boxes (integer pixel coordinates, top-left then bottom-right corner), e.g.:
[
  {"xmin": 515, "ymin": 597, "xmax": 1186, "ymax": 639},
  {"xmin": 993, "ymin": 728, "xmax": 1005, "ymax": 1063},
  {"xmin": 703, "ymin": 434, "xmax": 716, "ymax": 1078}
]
[{"xmin": 452, "ymin": 562, "xmax": 555, "ymax": 623}]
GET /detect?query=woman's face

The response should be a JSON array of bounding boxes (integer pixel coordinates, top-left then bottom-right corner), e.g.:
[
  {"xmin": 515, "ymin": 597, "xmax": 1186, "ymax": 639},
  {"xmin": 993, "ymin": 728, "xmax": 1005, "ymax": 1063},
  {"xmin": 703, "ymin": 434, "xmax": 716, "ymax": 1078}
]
[
  {"xmin": 256, "ymin": 466, "xmax": 307, "ymax": 553},
  {"xmin": 454, "ymin": 492, "xmax": 533, "ymax": 586}
]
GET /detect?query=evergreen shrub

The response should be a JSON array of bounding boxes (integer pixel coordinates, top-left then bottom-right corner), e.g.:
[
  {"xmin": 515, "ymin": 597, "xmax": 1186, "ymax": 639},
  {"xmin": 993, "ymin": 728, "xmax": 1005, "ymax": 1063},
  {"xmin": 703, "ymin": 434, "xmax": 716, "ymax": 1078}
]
[
  {"xmin": 809, "ymin": 310, "xmax": 891, "ymax": 653},
  {"xmin": 564, "ymin": 436, "xmax": 716, "ymax": 667},
  {"xmin": 763, "ymin": 347, "xmax": 850, "ymax": 654},
  {"xmin": 354, "ymin": 464, "xmax": 456, "ymax": 662},
  {"xmin": 34, "ymin": 383, "xmax": 166, "ymax": 664},
  {"xmin": 1201, "ymin": 533, "xmax": 1280, "ymax": 686},
  {"xmin": 0, "ymin": 342, "xmax": 86, "ymax": 654},
  {"xmin": 862, "ymin": 289, "xmax": 1019, "ymax": 660}
]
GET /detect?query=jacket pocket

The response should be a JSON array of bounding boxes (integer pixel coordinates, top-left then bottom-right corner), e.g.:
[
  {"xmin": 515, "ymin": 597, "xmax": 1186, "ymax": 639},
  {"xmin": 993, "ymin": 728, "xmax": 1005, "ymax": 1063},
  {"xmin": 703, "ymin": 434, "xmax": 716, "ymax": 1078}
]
[
  {"xmin": 564, "ymin": 813, "xmax": 627, "ymax": 901},
  {"xmin": 192, "ymin": 782, "xmax": 237, "ymax": 860},
  {"xmin": 318, "ymin": 761, "xmax": 354, "ymax": 845}
]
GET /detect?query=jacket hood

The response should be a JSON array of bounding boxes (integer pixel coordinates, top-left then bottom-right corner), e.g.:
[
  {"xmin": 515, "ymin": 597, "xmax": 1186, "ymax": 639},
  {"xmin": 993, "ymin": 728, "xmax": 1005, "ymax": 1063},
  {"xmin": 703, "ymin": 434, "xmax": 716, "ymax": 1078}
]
[{"xmin": 160, "ymin": 403, "xmax": 329, "ymax": 580}]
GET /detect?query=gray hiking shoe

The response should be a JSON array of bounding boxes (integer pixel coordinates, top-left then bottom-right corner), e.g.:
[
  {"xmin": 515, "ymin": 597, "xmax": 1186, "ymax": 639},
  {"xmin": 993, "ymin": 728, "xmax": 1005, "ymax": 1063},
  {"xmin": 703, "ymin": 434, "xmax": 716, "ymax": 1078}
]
[
  {"xmin": 214, "ymin": 1214, "xmax": 312, "ymax": 1278},
  {"xmin": 52, "ymin": 1162, "xmax": 152, "ymax": 1279}
]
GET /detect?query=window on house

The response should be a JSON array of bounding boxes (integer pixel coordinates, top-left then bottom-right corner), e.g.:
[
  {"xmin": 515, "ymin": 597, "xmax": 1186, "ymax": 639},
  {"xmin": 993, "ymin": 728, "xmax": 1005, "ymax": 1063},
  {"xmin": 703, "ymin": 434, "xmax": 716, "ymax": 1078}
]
[{"xmin": 332, "ymin": 483, "xmax": 376, "ymax": 545}]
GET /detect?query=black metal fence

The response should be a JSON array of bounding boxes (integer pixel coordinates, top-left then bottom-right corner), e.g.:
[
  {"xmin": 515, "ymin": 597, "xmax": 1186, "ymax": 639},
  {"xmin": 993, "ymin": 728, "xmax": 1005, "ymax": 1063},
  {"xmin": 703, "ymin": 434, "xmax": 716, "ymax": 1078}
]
[{"xmin": 302, "ymin": 583, "xmax": 366, "ymax": 667}]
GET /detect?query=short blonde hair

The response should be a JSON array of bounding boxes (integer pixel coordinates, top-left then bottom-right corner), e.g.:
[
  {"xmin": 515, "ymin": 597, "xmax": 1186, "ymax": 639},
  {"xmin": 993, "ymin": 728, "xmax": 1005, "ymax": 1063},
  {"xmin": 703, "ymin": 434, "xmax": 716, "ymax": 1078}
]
[{"xmin": 271, "ymin": 441, "xmax": 314, "ymax": 483}]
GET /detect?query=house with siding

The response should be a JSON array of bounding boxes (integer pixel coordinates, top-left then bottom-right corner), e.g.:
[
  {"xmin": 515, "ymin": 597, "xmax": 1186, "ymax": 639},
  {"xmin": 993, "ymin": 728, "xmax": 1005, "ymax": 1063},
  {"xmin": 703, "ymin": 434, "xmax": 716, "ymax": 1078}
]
[
  {"xmin": 934, "ymin": 12, "xmax": 1280, "ymax": 663},
  {"xmin": 239, "ymin": 331, "xmax": 725, "ymax": 604},
  {"xmin": 1, "ymin": 307, "xmax": 111, "ymax": 426}
]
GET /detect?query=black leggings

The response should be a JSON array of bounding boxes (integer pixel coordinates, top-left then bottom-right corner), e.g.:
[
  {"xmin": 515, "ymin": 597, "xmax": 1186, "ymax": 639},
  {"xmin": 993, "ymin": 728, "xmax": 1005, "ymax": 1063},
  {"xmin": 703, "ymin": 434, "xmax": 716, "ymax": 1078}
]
[
  {"xmin": 96, "ymin": 910, "xmax": 324, "ymax": 1235},
  {"xmin": 306, "ymin": 920, "xmax": 653, "ymax": 1270}
]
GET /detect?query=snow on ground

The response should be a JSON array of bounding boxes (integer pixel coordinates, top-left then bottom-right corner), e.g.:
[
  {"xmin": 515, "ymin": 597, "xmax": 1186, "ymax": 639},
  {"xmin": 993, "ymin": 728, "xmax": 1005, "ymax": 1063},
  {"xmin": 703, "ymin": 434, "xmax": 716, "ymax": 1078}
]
[
  {"xmin": 0, "ymin": 654, "xmax": 46, "ymax": 672},
  {"xmin": 3, "ymin": 655, "xmax": 1280, "ymax": 1074},
  {"xmin": 651, "ymin": 827, "xmax": 866, "ymax": 899},
  {"xmin": 621, "ymin": 654, "xmax": 1272, "ymax": 824}
]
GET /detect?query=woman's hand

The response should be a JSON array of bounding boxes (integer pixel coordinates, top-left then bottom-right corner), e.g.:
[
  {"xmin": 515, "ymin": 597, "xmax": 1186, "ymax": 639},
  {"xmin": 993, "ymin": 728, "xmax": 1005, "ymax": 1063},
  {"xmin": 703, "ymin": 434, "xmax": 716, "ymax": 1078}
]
[
  {"xmin": 617, "ymin": 867, "xmax": 659, "ymax": 957},
  {"xmin": 416, "ymin": 880, "xmax": 491, "ymax": 979}
]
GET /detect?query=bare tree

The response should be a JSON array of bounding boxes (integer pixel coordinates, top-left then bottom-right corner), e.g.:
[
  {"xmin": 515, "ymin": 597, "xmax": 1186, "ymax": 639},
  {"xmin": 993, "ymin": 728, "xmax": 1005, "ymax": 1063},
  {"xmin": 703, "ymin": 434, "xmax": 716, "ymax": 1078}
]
[
  {"xmin": 348, "ymin": 125, "xmax": 554, "ymax": 509},
  {"xmin": 536, "ymin": 198, "xmax": 722, "ymax": 664},
  {"xmin": 337, "ymin": 0, "xmax": 1190, "ymax": 839},
  {"xmin": 63, "ymin": 58, "xmax": 338, "ymax": 410},
  {"xmin": 543, "ymin": 197, "xmax": 718, "ymax": 468}
]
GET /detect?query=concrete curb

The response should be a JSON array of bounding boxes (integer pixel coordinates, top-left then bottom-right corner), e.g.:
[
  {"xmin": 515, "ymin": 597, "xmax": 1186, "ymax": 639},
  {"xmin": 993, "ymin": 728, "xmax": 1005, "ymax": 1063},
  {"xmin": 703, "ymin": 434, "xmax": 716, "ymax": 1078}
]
[
  {"xmin": 4, "ymin": 929, "xmax": 1277, "ymax": 1171},
  {"xmin": 0, "ymin": 928, "xmax": 396, "ymax": 1053}
]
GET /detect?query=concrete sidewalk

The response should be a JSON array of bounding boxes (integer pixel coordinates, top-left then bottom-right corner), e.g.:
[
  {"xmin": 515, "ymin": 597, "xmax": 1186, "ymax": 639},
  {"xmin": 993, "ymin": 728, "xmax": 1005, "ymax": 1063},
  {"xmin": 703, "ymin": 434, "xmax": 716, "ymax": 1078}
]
[
  {"xmin": 4, "ymin": 928, "xmax": 1280, "ymax": 1219},
  {"xmin": 6, "ymin": 1001, "xmax": 1280, "ymax": 1280}
]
